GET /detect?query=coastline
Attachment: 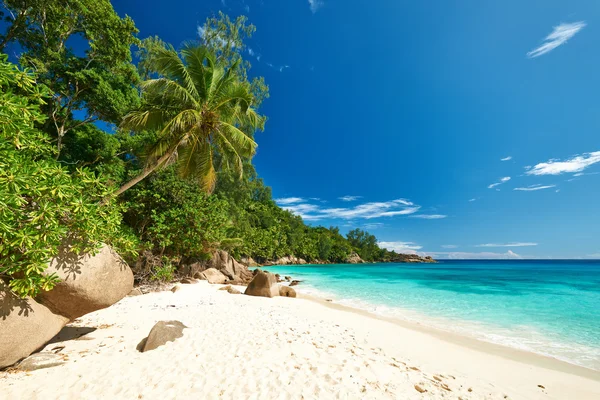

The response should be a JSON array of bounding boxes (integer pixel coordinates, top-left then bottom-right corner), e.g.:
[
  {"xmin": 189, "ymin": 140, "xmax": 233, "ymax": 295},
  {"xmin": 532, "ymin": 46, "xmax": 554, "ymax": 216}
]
[
  {"xmin": 2, "ymin": 282, "xmax": 599, "ymax": 399},
  {"xmin": 300, "ymin": 292, "xmax": 600, "ymax": 381}
]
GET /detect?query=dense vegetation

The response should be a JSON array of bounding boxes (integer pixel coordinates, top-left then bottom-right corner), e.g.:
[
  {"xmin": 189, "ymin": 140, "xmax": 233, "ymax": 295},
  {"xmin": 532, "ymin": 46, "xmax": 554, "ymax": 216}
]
[{"xmin": 0, "ymin": 1, "xmax": 412, "ymax": 297}]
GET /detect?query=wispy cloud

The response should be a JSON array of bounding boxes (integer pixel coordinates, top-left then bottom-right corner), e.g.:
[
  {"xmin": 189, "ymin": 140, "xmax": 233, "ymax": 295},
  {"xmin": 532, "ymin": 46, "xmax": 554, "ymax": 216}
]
[
  {"xmin": 441, "ymin": 245, "xmax": 458, "ymax": 249},
  {"xmin": 363, "ymin": 222, "xmax": 384, "ymax": 230},
  {"xmin": 378, "ymin": 241, "xmax": 422, "ymax": 254},
  {"xmin": 308, "ymin": 0, "xmax": 324, "ymax": 13},
  {"xmin": 476, "ymin": 242, "xmax": 537, "ymax": 248},
  {"xmin": 468, "ymin": 198, "xmax": 477, "ymax": 202},
  {"xmin": 501, "ymin": 156, "xmax": 512, "ymax": 161},
  {"xmin": 279, "ymin": 198, "xmax": 420, "ymax": 221},
  {"xmin": 409, "ymin": 214, "xmax": 447, "ymax": 220},
  {"xmin": 339, "ymin": 195, "xmax": 362, "ymax": 202},
  {"xmin": 526, "ymin": 151, "xmax": 600, "ymax": 176},
  {"xmin": 527, "ymin": 21, "xmax": 586, "ymax": 58},
  {"xmin": 274, "ymin": 197, "xmax": 304, "ymax": 205},
  {"xmin": 426, "ymin": 250, "xmax": 521, "ymax": 260},
  {"xmin": 514, "ymin": 184, "xmax": 556, "ymax": 191},
  {"xmin": 488, "ymin": 176, "xmax": 511, "ymax": 189}
]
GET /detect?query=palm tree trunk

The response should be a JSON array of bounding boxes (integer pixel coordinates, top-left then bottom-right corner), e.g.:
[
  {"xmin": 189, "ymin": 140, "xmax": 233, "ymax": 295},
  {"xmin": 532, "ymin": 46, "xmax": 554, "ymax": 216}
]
[{"xmin": 112, "ymin": 151, "xmax": 174, "ymax": 198}]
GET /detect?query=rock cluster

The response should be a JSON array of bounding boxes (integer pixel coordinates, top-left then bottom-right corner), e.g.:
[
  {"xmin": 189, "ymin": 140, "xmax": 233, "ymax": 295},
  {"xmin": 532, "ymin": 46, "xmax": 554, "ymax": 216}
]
[
  {"xmin": 182, "ymin": 250, "xmax": 254, "ymax": 285},
  {"xmin": 0, "ymin": 245, "xmax": 134, "ymax": 369}
]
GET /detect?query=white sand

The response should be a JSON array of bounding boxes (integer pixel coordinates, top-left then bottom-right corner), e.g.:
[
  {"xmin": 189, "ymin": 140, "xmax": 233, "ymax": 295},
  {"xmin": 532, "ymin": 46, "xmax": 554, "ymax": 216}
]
[{"xmin": 2, "ymin": 282, "xmax": 599, "ymax": 399}]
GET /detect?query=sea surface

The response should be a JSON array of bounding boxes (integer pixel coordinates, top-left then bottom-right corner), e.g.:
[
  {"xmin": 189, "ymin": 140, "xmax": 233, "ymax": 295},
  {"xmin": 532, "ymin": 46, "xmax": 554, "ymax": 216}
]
[{"xmin": 269, "ymin": 260, "xmax": 600, "ymax": 371}]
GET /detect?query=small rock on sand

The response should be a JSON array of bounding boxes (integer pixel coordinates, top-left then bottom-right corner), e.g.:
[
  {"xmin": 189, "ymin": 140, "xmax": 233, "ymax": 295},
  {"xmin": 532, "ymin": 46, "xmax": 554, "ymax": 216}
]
[
  {"xmin": 139, "ymin": 321, "xmax": 187, "ymax": 352},
  {"xmin": 279, "ymin": 286, "xmax": 297, "ymax": 298},
  {"xmin": 414, "ymin": 384, "xmax": 427, "ymax": 393},
  {"xmin": 128, "ymin": 288, "xmax": 143, "ymax": 296},
  {"xmin": 171, "ymin": 285, "xmax": 182, "ymax": 293},
  {"xmin": 18, "ymin": 353, "xmax": 65, "ymax": 371}
]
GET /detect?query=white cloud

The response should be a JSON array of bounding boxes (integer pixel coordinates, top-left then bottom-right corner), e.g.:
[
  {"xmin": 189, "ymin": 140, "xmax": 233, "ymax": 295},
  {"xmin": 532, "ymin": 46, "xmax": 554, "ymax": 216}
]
[
  {"xmin": 426, "ymin": 250, "xmax": 521, "ymax": 260},
  {"xmin": 379, "ymin": 241, "xmax": 422, "ymax": 254},
  {"xmin": 527, "ymin": 21, "xmax": 586, "ymax": 58},
  {"xmin": 339, "ymin": 195, "xmax": 362, "ymax": 202},
  {"xmin": 468, "ymin": 198, "xmax": 477, "ymax": 202},
  {"xmin": 526, "ymin": 151, "xmax": 600, "ymax": 176},
  {"xmin": 501, "ymin": 156, "xmax": 512, "ymax": 161},
  {"xmin": 441, "ymin": 245, "xmax": 458, "ymax": 249},
  {"xmin": 488, "ymin": 176, "xmax": 511, "ymax": 189},
  {"xmin": 274, "ymin": 197, "xmax": 304, "ymax": 205},
  {"xmin": 476, "ymin": 242, "xmax": 537, "ymax": 248},
  {"xmin": 279, "ymin": 198, "xmax": 420, "ymax": 221},
  {"xmin": 409, "ymin": 214, "xmax": 447, "ymax": 219},
  {"xmin": 363, "ymin": 222, "xmax": 383, "ymax": 230},
  {"xmin": 308, "ymin": 0, "xmax": 323, "ymax": 13},
  {"xmin": 514, "ymin": 184, "xmax": 556, "ymax": 191}
]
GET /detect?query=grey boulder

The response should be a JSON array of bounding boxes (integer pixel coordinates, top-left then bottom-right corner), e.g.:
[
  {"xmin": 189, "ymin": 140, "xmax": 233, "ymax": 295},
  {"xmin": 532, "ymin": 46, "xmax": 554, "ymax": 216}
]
[{"xmin": 139, "ymin": 321, "xmax": 187, "ymax": 352}]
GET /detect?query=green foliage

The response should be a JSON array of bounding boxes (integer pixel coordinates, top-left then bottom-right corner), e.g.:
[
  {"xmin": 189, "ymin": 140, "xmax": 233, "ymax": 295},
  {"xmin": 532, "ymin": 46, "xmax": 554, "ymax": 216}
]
[
  {"xmin": 0, "ymin": 55, "xmax": 136, "ymax": 298},
  {"xmin": 0, "ymin": 0, "xmax": 141, "ymax": 156},
  {"xmin": 123, "ymin": 168, "xmax": 230, "ymax": 258},
  {"xmin": 118, "ymin": 42, "xmax": 266, "ymax": 195},
  {"xmin": 199, "ymin": 12, "xmax": 269, "ymax": 106},
  {"xmin": 346, "ymin": 228, "xmax": 384, "ymax": 262},
  {"xmin": 149, "ymin": 258, "xmax": 176, "ymax": 282}
]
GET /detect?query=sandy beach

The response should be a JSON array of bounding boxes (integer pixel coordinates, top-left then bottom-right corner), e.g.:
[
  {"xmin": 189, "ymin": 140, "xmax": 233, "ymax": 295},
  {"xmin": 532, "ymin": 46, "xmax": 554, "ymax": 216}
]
[{"xmin": 2, "ymin": 282, "xmax": 599, "ymax": 400}]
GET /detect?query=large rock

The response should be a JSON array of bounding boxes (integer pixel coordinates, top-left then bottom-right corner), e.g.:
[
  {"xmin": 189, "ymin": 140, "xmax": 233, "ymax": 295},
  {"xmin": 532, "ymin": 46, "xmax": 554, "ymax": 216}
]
[
  {"xmin": 139, "ymin": 321, "xmax": 187, "ymax": 352},
  {"xmin": 346, "ymin": 252, "xmax": 364, "ymax": 264},
  {"xmin": 208, "ymin": 250, "xmax": 253, "ymax": 283},
  {"xmin": 200, "ymin": 268, "xmax": 228, "ymax": 284},
  {"xmin": 279, "ymin": 286, "xmax": 297, "ymax": 298},
  {"xmin": 184, "ymin": 251, "xmax": 253, "ymax": 284},
  {"xmin": 39, "ymin": 245, "xmax": 133, "ymax": 321},
  {"xmin": 0, "ymin": 282, "xmax": 69, "ymax": 369},
  {"xmin": 244, "ymin": 271, "xmax": 279, "ymax": 298}
]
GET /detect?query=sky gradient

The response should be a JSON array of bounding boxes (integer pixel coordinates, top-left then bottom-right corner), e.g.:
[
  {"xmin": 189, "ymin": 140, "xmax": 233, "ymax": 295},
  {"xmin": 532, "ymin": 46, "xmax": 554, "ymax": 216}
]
[{"xmin": 114, "ymin": 0, "xmax": 600, "ymax": 259}]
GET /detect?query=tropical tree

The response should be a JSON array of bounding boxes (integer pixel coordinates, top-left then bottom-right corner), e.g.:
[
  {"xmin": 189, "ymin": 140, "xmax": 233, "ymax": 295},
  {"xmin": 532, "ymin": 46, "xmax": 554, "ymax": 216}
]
[
  {"xmin": 116, "ymin": 42, "xmax": 265, "ymax": 196},
  {"xmin": 0, "ymin": 0, "xmax": 140, "ymax": 157}
]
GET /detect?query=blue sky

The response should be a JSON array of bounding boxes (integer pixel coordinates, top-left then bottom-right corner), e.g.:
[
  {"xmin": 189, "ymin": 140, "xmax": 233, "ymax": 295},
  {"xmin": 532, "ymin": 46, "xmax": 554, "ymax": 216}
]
[{"xmin": 114, "ymin": 0, "xmax": 600, "ymax": 259}]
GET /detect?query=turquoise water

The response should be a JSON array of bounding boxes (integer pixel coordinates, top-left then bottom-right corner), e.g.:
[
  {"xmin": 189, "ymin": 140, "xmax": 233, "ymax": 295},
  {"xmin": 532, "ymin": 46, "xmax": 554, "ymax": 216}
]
[{"xmin": 269, "ymin": 260, "xmax": 600, "ymax": 370}]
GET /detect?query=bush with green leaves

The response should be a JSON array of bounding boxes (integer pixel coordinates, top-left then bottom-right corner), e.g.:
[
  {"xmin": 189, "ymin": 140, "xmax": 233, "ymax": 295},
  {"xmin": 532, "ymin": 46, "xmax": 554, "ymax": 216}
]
[
  {"xmin": 0, "ymin": 55, "xmax": 136, "ymax": 298},
  {"xmin": 123, "ymin": 168, "xmax": 230, "ymax": 258}
]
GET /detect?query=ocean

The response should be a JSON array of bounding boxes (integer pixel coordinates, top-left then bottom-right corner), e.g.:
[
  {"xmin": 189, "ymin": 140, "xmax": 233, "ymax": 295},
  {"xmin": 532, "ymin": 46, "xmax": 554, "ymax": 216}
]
[{"xmin": 268, "ymin": 260, "xmax": 600, "ymax": 371}]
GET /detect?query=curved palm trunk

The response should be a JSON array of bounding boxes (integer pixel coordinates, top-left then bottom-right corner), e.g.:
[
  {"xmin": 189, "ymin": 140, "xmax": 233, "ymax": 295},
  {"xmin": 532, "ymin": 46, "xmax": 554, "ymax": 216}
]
[{"xmin": 112, "ymin": 150, "xmax": 174, "ymax": 197}]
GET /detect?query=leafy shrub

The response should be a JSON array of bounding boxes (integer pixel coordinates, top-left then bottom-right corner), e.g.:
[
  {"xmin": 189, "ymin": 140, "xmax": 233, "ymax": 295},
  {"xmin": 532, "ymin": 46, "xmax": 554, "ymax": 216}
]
[
  {"xmin": 123, "ymin": 168, "xmax": 230, "ymax": 258},
  {"xmin": 0, "ymin": 55, "xmax": 136, "ymax": 298},
  {"xmin": 149, "ymin": 258, "xmax": 176, "ymax": 282}
]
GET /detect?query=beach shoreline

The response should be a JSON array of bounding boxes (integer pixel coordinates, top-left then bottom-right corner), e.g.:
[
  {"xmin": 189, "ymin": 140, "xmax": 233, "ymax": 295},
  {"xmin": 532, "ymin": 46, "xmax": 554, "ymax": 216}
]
[
  {"xmin": 2, "ymin": 282, "xmax": 599, "ymax": 399},
  {"xmin": 300, "ymin": 291, "xmax": 600, "ymax": 381}
]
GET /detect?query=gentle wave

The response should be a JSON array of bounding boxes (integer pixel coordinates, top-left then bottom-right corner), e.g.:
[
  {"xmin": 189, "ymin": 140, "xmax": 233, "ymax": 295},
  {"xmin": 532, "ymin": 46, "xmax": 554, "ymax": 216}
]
[{"xmin": 293, "ymin": 279, "xmax": 600, "ymax": 371}]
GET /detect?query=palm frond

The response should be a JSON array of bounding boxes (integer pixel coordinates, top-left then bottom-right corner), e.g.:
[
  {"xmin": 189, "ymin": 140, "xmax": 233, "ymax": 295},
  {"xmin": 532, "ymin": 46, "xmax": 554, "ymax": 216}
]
[
  {"xmin": 181, "ymin": 45, "xmax": 215, "ymax": 101},
  {"xmin": 140, "ymin": 78, "xmax": 199, "ymax": 109},
  {"xmin": 218, "ymin": 122, "xmax": 257, "ymax": 157}
]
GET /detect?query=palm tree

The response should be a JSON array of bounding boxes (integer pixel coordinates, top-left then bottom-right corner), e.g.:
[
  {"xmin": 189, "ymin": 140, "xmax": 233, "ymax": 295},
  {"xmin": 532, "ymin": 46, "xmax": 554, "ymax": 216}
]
[{"xmin": 115, "ymin": 43, "xmax": 265, "ymax": 196}]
